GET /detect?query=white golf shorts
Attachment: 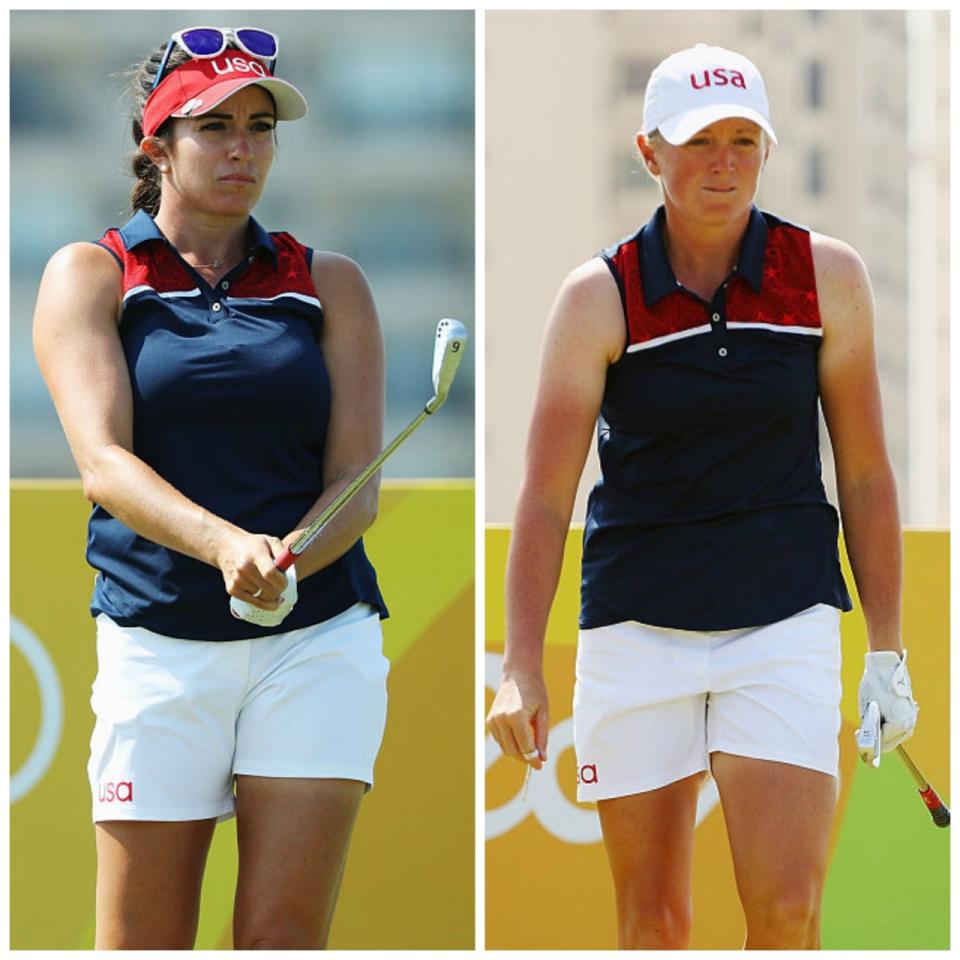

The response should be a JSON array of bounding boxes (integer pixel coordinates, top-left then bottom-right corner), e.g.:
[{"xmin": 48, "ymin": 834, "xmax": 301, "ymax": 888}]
[
  {"xmin": 88, "ymin": 603, "xmax": 388, "ymax": 822},
  {"xmin": 573, "ymin": 603, "xmax": 842, "ymax": 803}
]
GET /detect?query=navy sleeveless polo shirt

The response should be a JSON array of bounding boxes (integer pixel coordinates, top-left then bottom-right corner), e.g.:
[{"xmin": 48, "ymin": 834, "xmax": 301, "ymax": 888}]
[
  {"xmin": 87, "ymin": 210, "xmax": 387, "ymax": 640},
  {"xmin": 581, "ymin": 205, "xmax": 851, "ymax": 631}
]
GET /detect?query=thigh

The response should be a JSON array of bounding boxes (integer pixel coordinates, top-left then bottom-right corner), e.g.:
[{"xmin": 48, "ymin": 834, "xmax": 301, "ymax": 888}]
[
  {"xmin": 597, "ymin": 773, "xmax": 706, "ymax": 945},
  {"xmin": 233, "ymin": 775, "xmax": 366, "ymax": 949},
  {"xmin": 95, "ymin": 818, "xmax": 217, "ymax": 949},
  {"xmin": 711, "ymin": 753, "xmax": 837, "ymax": 912}
]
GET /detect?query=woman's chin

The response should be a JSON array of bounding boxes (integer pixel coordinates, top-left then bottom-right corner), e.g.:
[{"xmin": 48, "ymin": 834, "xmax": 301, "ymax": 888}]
[
  {"xmin": 693, "ymin": 193, "xmax": 752, "ymax": 224},
  {"xmin": 203, "ymin": 197, "xmax": 260, "ymax": 219}
]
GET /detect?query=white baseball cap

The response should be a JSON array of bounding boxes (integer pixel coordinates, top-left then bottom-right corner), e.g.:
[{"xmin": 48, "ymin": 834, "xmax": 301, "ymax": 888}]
[{"xmin": 642, "ymin": 43, "xmax": 777, "ymax": 146}]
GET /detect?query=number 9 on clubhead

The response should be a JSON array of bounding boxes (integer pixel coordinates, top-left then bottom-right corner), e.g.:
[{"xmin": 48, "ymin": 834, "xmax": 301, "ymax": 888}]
[{"xmin": 428, "ymin": 319, "xmax": 468, "ymax": 413}]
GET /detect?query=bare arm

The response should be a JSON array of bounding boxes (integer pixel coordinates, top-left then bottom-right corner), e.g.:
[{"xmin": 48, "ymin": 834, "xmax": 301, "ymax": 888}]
[
  {"xmin": 814, "ymin": 233, "xmax": 902, "ymax": 653},
  {"xmin": 488, "ymin": 258, "xmax": 624, "ymax": 764},
  {"xmin": 280, "ymin": 252, "xmax": 385, "ymax": 580},
  {"xmin": 33, "ymin": 242, "xmax": 288, "ymax": 606}
]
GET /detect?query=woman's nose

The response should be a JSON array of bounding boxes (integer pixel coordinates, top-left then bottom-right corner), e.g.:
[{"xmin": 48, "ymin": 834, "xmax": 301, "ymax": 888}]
[
  {"xmin": 229, "ymin": 132, "xmax": 252, "ymax": 159},
  {"xmin": 710, "ymin": 145, "xmax": 735, "ymax": 171}
]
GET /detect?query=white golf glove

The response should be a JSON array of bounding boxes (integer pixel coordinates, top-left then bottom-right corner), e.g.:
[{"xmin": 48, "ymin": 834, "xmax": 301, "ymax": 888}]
[
  {"xmin": 229, "ymin": 566, "xmax": 298, "ymax": 627},
  {"xmin": 856, "ymin": 650, "xmax": 918, "ymax": 765}
]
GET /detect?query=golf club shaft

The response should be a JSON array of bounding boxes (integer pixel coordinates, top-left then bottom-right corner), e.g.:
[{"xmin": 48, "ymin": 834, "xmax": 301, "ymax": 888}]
[
  {"xmin": 897, "ymin": 744, "xmax": 928, "ymax": 788},
  {"xmin": 896, "ymin": 744, "xmax": 950, "ymax": 828},
  {"xmin": 273, "ymin": 406, "xmax": 430, "ymax": 571}
]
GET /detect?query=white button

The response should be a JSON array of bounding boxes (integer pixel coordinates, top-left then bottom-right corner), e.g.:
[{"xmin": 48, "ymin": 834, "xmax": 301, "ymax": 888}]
[
  {"xmin": 711, "ymin": 313, "xmax": 720, "ymax": 322},
  {"xmin": 718, "ymin": 347, "xmax": 728, "ymax": 357},
  {"xmin": 212, "ymin": 302, "xmax": 222, "ymax": 312},
  {"xmin": 220, "ymin": 281, "xmax": 229, "ymax": 290}
]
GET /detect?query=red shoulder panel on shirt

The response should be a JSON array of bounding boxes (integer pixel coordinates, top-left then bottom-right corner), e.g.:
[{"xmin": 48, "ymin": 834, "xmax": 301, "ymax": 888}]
[
  {"xmin": 97, "ymin": 228, "xmax": 196, "ymax": 297},
  {"xmin": 725, "ymin": 223, "xmax": 820, "ymax": 330},
  {"xmin": 229, "ymin": 231, "xmax": 317, "ymax": 300},
  {"xmin": 614, "ymin": 219, "xmax": 821, "ymax": 350}
]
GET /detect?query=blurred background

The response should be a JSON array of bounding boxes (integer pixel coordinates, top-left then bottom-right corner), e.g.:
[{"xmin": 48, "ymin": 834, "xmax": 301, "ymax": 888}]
[
  {"xmin": 486, "ymin": 9, "xmax": 949, "ymax": 525},
  {"xmin": 11, "ymin": 9, "xmax": 474, "ymax": 479}
]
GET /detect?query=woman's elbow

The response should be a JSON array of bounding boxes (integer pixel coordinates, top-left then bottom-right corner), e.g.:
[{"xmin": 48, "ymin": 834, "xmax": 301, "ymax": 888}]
[
  {"xmin": 79, "ymin": 470, "xmax": 103, "ymax": 506},
  {"xmin": 79, "ymin": 461, "xmax": 109, "ymax": 506},
  {"xmin": 77, "ymin": 446, "xmax": 122, "ymax": 508},
  {"xmin": 837, "ymin": 462, "xmax": 900, "ymax": 514}
]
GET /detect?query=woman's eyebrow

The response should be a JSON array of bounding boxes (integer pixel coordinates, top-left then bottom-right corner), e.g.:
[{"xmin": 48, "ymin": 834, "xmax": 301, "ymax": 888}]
[{"xmin": 194, "ymin": 111, "xmax": 277, "ymax": 120}]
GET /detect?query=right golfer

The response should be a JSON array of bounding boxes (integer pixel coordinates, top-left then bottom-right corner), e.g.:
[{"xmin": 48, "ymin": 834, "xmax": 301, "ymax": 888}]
[{"xmin": 487, "ymin": 43, "xmax": 918, "ymax": 949}]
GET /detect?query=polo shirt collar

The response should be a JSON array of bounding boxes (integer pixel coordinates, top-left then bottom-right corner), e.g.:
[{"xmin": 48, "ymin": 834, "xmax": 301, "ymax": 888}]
[
  {"xmin": 736, "ymin": 206, "xmax": 767, "ymax": 293},
  {"xmin": 119, "ymin": 208, "xmax": 278, "ymax": 265},
  {"xmin": 246, "ymin": 216, "xmax": 277, "ymax": 264},
  {"xmin": 639, "ymin": 204, "xmax": 768, "ymax": 306}
]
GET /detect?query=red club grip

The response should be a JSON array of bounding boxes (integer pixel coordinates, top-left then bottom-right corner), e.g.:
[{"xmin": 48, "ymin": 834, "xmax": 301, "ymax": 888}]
[
  {"xmin": 275, "ymin": 545, "xmax": 298, "ymax": 572},
  {"xmin": 919, "ymin": 786, "xmax": 951, "ymax": 828}
]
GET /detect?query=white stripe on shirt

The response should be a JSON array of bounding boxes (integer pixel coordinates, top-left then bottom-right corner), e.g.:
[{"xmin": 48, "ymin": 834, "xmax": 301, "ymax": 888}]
[
  {"xmin": 122, "ymin": 285, "xmax": 202, "ymax": 302},
  {"xmin": 727, "ymin": 321, "xmax": 822, "ymax": 337},
  {"xmin": 227, "ymin": 291, "xmax": 322, "ymax": 310},
  {"xmin": 626, "ymin": 324, "xmax": 712, "ymax": 353}
]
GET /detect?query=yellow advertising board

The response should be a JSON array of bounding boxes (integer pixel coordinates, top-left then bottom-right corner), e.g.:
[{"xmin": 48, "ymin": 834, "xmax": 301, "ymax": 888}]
[
  {"xmin": 11, "ymin": 480, "xmax": 474, "ymax": 950},
  {"xmin": 485, "ymin": 526, "xmax": 949, "ymax": 950}
]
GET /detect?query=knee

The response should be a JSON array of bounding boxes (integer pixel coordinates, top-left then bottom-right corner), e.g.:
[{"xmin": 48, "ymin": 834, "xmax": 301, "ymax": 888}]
[
  {"xmin": 618, "ymin": 898, "xmax": 692, "ymax": 950},
  {"xmin": 235, "ymin": 919, "xmax": 325, "ymax": 950},
  {"xmin": 745, "ymin": 886, "xmax": 820, "ymax": 947}
]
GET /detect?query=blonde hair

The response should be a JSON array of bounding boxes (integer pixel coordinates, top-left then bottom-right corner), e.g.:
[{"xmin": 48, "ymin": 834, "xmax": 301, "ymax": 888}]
[{"xmin": 637, "ymin": 130, "xmax": 663, "ymax": 183}]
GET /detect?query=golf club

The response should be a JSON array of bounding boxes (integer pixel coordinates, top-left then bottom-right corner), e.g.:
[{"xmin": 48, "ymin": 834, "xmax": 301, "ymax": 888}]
[
  {"xmin": 275, "ymin": 317, "xmax": 466, "ymax": 569},
  {"xmin": 858, "ymin": 699, "xmax": 949, "ymax": 828},
  {"xmin": 230, "ymin": 318, "xmax": 467, "ymax": 624}
]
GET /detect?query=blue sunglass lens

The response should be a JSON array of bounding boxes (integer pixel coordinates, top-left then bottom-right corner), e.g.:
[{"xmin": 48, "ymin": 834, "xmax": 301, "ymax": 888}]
[
  {"xmin": 180, "ymin": 28, "xmax": 225, "ymax": 56},
  {"xmin": 236, "ymin": 29, "xmax": 277, "ymax": 58}
]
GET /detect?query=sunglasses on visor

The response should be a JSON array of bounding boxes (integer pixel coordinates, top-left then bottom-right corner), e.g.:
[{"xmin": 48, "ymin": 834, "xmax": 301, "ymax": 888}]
[{"xmin": 152, "ymin": 27, "xmax": 279, "ymax": 91}]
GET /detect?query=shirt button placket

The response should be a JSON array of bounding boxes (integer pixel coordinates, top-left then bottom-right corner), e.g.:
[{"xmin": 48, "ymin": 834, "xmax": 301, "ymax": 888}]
[{"xmin": 710, "ymin": 308, "xmax": 728, "ymax": 358}]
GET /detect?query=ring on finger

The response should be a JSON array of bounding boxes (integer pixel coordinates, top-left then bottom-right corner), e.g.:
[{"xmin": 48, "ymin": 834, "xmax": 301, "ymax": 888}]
[{"xmin": 252, "ymin": 588, "xmax": 263, "ymax": 599}]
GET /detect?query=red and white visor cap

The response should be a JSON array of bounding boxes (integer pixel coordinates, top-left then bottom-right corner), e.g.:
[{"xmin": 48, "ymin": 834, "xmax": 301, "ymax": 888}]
[
  {"xmin": 642, "ymin": 43, "xmax": 777, "ymax": 146},
  {"xmin": 142, "ymin": 50, "xmax": 307, "ymax": 139}
]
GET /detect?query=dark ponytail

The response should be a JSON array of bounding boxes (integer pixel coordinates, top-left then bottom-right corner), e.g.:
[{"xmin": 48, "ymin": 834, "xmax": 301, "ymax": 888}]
[{"xmin": 127, "ymin": 42, "xmax": 191, "ymax": 215}]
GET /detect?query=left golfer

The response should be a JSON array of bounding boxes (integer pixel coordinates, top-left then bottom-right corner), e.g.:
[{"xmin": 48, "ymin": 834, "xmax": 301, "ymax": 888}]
[{"xmin": 33, "ymin": 26, "xmax": 389, "ymax": 949}]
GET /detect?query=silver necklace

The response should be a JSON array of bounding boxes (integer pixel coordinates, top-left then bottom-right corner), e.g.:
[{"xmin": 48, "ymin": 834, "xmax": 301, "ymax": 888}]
[{"xmin": 189, "ymin": 250, "xmax": 244, "ymax": 271}]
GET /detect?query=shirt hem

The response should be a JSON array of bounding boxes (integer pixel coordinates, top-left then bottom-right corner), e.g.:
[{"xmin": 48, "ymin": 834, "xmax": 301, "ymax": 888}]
[
  {"xmin": 91, "ymin": 594, "xmax": 388, "ymax": 642},
  {"xmin": 579, "ymin": 596, "xmax": 852, "ymax": 633}
]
